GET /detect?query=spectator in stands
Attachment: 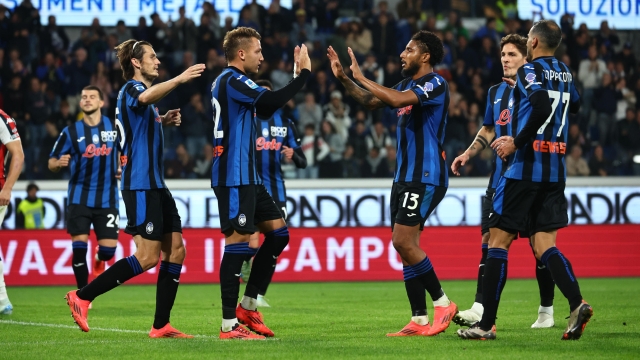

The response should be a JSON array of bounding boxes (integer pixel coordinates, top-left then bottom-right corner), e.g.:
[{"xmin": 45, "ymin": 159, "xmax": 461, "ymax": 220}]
[
  {"xmin": 49, "ymin": 99, "xmax": 74, "ymax": 132},
  {"xmin": 0, "ymin": 6, "xmax": 10, "ymax": 50},
  {"xmin": 595, "ymin": 20, "xmax": 619, "ymax": 55},
  {"xmin": 296, "ymin": 92, "xmax": 323, "ymax": 133},
  {"xmin": 266, "ymin": 0, "xmax": 293, "ymax": 35},
  {"xmin": 4, "ymin": 76, "xmax": 25, "ymax": 121},
  {"xmin": 385, "ymin": 145, "xmax": 396, "ymax": 176},
  {"xmin": 298, "ymin": 123, "xmax": 329, "ymax": 178},
  {"xmin": 36, "ymin": 52, "xmax": 65, "ymax": 95},
  {"xmin": 315, "ymin": 0, "xmax": 339, "ymax": 35},
  {"xmin": 473, "ymin": 17, "xmax": 500, "ymax": 46},
  {"xmin": 579, "ymin": 45, "xmax": 607, "ymax": 127},
  {"xmin": 566, "ymin": 145, "xmax": 590, "ymax": 176},
  {"xmin": 16, "ymin": 183, "xmax": 45, "ymax": 229},
  {"xmin": 196, "ymin": 13, "xmax": 218, "ymax": 63},
  {"xmin": 132, "ymin": 16, "xmax": 150, "ymax": 42},
  {"xmin": 193, "ymin": 143, "xmax": 213, "ymax": 179},
  {"xmin": 617, "ymin": 42, "xmax": 637, "ymax": 75},
  {"xmin": 342, "ymin": 144, "xmax": 361, "ymax": 178},
  {"xmin": 319, "ymin": 120, "xmax": 345, "ymax": 178},
  {"xmin": 382, "ymin": 58, "xmax": 403, "ymax": 88},
  {"xmin": 222, "ymin": 16, "xmax": 235, "ymax": 34},
  {"xmin": 324, "ymin": 90, "xmax": 351, "ymax": 142},
  {"xmin": 39, "ymin": 120, "xmax": 64, "ymax": 179},
  {"xmin": 361, "ymin": 146, "xmax": 389, "ymax": 178},
  {"xmin": 64, "ymin": 48, "xmax": 92, "ymax": 114},
  {"xmin": 593, "ymin": 73, "xmax": 621, "ymax": 145},
  {"xmin": 270, "ymin": 59, "xmax": 293, "ymax": 90},
  {"xmin": 349, "ymin": 121, "xmax": 369, "ymax": 162},
  {"xmin": 202, "ymin": 1, "xmax": 222, "ymax": 41},
  {"xmin": 165, "ymin": 144, "xmax": 195, "ymax": 179},
  {"xmin": 346, "ymin": 21, "xmax": 372, "ymax": 61},
  {"xmin": 444, "ymin": 11, "xmax": 469, "ymax": 42},
  {"xmin": 39, "ymin": 15, "xmax": 69, "ymax": 58},
  {"xmin": 567, "ymin": 123, "xmax": 589, "ymax": 156},
  {"xmin": 371, "ymin": 13, "xmax": 396, "ymax": 64},
  {"xmin": 615, "ymin": 108, "xmax": 639, "ymax": 159},
  {"xmin": 148, "ymin": 13, "xmax": 169, "ymax": 59},
  {"xmin": 199, "ymin": 49, "xmax": 223, "ymax": 95},
  {"xmin": 114, "ymin": 19, "xmax": 132, "ymax": 44},
  {"xmin": 589, "ymin": 145, "xmax": 610, "ymax": 176},
  {"xmin": 171, "ymin": 6, "xmax": 198, "ymax": 67},
  {"xmin": 365, "ymin": 121, "xmax": 394, "ymax": 158},
  {"xmin": 237, "ymin": 7, "xmax": 261, "ymax": 32},
  {"xmin": 240, "ymin": 0, "xmax": 267, "ymax": 33},
  {"xmin": 290, "ymin": 9, "xmax": 315, "ymax": 46},
  {"xmin": 90, "ymin": 62, "xmax": 113, "ymax": 111},
  {"xmin": 181, "ymin": 92, "xmax": 210, "ymax": 158}
]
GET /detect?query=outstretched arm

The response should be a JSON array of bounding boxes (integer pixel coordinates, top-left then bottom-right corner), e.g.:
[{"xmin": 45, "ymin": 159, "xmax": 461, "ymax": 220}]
[
  {"xmin": 327, "ymin": 46, "xmax": 386, "ymax": 110},
  {"xmin": 138, "ymin": 64, "xmax": 205, "ymax": 105}
]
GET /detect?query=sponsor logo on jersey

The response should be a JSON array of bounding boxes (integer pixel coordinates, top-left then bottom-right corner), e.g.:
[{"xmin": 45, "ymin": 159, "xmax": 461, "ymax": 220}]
[
  {"xmin": 82, "ymin": 144, "xmax": 113, "ymax": 158},
  {"xmin": 256, "ymin": 137, "xmax": 282, "ymax": 151},
  {"xmin": 496, "ymin": 109, "xmax": 511, "ymax": 126},
  {"xmin": 270, "ymin": 126, "xmax": 287, "ymax": 137},
  {"xmin": 397, "ymin": 105, "xmax": 413, "ymax": 117},
  {"xmin": 532, "ymin": 140, "xmax": 566, "ymax": 154},
  {"xmin": 101, "ymin": 131, "xmax": 118, "ymax": 142}
]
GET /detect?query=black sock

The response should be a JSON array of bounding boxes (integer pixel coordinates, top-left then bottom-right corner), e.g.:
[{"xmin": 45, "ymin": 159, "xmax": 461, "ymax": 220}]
[
  {"xmin": 479, "ymin": 248, "xmax": 508, "ymax": 331},
  {"xmin": 541, "ymin": 247, "xmax": 582, "ymax": 311},
  {"xmin": 259, "ymin": 263, "xmax": 276, "ymax": 296},
  {"xmin": 72, "ymin": 241, "xmax": 89, "ymax": 288},
  {"xmin": 409, "ymin": 256, "xmax": 444, "ymax": 301},
  {"xmin": 475, "ymin": 243, "xmax": 488, "ymax": 304},
  {"xmin": 97, "ymin": 245, "xmax": 117, "ymax": 261},
  {"xmin": 245, "ymin": 246, "xmax": 259, "ymax": 263},
  {"xmin": 220, "ymin": 242, "xmax": 249, "ymax": 319},
  {"xmin": 153, "ymin": 262, "xmax": 182, "ymax": 329},
  {"xmin": 77, "ymin": 255, "xmax": 143, "ymax": 301},
  {"xmin": 536, "ymin": 258, "xmax": 555, "ymax": 307},
  {"xmin": 403, "ymin": 266, "xmax": 427, "ymax": 317},
  {"xmin": 245, "ymin": 226, "xmax": 289, "ymax": 299}
]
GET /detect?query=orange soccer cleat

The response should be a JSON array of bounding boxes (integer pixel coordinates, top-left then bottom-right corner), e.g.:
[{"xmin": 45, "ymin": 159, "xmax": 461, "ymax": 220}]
[
  {"xmin": 93, "ymin": 246, "xmax": 105, "ymax": 278},
  {"xmin": 427, "ymin": 301, "xmax": 458, "ymax": 336},
  {"xmin": 149, "ymin": 323, "xmax": 194, "ymax": 338},
  {"xmin": 236, "ymin": 305, "xmax": 274, "ymax": 337},
  {"xmin": 386, "ymin": 321, "xmax": 431, "ymax": 337},
  {"xmin": 219, "ymin": 324, "xmax": 266, "ymax": 340},
  {"xmin": 65, "ymin": 290, "xmax": 90, "ymax": 332}
]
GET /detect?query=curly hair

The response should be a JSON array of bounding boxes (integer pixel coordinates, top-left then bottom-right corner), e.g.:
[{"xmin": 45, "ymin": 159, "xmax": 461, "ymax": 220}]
[
  {"xmin": 500, "ymin": 34, "xmax": 528, "ymax": 57},
  {"xmin": 223, "ymin": 27, "xmax": 262, "ymax": 62},
  {"xmin": 411, "ymin": 30, "xmax": 445, "ymax": 66}
]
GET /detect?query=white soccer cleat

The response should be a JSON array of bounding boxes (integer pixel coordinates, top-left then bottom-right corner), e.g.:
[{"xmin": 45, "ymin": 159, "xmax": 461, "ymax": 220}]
[
  {"xmin": 453, "ymin": 302, "xmax": 483, "ymax": 327},
  {"xmin": 0, "ymin": 302, "xmax": 13, "ymax": 315},
  {"xmin": 256, "ymin": 295, "xmax": 271, "ymax": 308},
  {"xmin": 531, "ymin": 306, "xmax": 554, "ymax": 328}
]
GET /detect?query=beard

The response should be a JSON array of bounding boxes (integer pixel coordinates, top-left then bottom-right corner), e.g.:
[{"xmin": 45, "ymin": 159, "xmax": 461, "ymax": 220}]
[
  {"xmin": 141, "ymin": 67, "xmax": 158, "ymax": 82},
  {"xmin": 82, "ymin": 107, "xmax": 99, "ymax": 115},
  {"xmin": 401, "ymin": 61, "xmax": 420, "ymax": 77}
]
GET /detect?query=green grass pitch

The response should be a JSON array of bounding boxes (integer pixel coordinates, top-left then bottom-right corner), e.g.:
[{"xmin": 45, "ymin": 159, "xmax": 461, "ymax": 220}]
[{"xmin": 2, "ymin": 278, "xmax": 639, "ymax": 359}]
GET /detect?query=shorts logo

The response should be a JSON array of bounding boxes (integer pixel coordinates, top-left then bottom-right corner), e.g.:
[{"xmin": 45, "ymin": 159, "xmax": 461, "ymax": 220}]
[
  {"xmin": 238, "ymin": 214, "xmax": 247, "ymax": 226},
  {"xmin": 146, "ymin": 222, "xmax": 154, "ymax": 234},
  {"xmin": 262, "ymin": 128, "xmax": 269, "ymax": 137},
  {"xmin": 92, "ymin": 134, "xmax": 100, "ymax": 144}
]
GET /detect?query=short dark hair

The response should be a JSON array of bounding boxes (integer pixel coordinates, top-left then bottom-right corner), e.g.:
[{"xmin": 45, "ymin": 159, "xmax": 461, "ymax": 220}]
[
  {"xmin": 531, "ymin": 19, "xmax": 562, "ymax": 50},
  {"xmin": 411, "ymin": 30, "xmax": 445, "ymax": 66},
  {"xmin": 255, "ymin": 79, "xmax": 273, "ymax": 89},
  {"xmin": 223, "ymin": 27, "xmax": 262, "ymax": 62},
  {"xmin": 500, "ymin": 34, "xmax": 527, "ymax": 57},
  {"xmin": 82, "ymin": 85, "xmax": 104, "ymax": 100},
  {"xmin": 27, "ymin": 183, "xmax": 39, "ymax": 192}
]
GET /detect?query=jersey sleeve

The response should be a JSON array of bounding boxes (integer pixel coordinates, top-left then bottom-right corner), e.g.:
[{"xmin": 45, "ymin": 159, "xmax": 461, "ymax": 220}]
[
  {"xmin": 227, "ymin": 75, "xmax": 267, "ymax": 105},
  {"xmin": 125, "ymin": 83, "xmax": 146, "ymax": 109},
  {"xmin": 516, "ymin": 63, "xmax": 544, "ymax": 99},
  {"xmin": 0, "ymin": 110, "xmax": 20, "ymax": 145},
  {"xmin": 482, "ymin": 91, "xmax": 494, "ymax": 126},
  {"xmin": 410, "ymin": 75, "xmax": 447, "ymax": 107},
  {"xmin": 49, "ymin": 128, "xmax": 72, "ymax": 158},
  {"xmin": 285, "ymin": 119, "xmax": 302, "ymax": 149}
]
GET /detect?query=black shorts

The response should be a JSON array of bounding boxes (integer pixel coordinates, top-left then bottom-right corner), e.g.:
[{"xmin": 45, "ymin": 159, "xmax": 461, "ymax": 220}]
[
  {"xmin": 67, "ymin": 204, "xmax": 119, "ymax": 240},
  {"xmin": 121, "ymin": 188, "xmax": 182, "ymax": 241},
  {"xmin": 213, "ymin": 184, "xmax": 283, "ymax": 235},
  {"xmin": 275, "ymin": 200, "xmax": 288, "ymax": 220},
  {"xmin": 390, "ymin": 182, "xmax": 447, "ymax": 231},
  {"xmin": 488, "ymin": 177, "xmax": 568, "ymax": 235},
  {"xmin": 482, "ymin": 188, "xmax": 529, "ymax": 238}
]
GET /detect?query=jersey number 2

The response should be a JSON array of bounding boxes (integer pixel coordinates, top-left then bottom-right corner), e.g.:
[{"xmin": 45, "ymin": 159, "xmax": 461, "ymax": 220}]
[
  {"xmin": 211, "ymin": 97, "xmax": 224, "ymax": 139},
  {"xmin": 106, "ymin": 214, "xmax": 119, "ymax": 228}
]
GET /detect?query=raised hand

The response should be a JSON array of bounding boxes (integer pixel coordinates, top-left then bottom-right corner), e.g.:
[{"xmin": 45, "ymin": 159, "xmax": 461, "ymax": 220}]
[
  {"xmin": 299, "ymin": 44, "xmax": 311, "ymax": 71},
  {"xmin": 293, "ymin": 45, "xmax": 301, "ymax": 77},
  {"xmin": 347, "ymin": 47, "xmax": 364, "ymax": 81},
  {"xmin": 163, "ymin": 109, "xmax": 182, "ymax": 127},
  {"xmin": 327, "ymin": 46, "xmax": 347, "ymax": 80},
  {"xmin": 177, "ymin": 64, "xmax": 206, "ymax": 84}
]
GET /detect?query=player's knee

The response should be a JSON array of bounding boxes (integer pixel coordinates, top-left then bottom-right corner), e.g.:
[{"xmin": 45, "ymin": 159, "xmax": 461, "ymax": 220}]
[
  {"xmin": 97, "ymin": 245, "xmax": 117, "ymax": 261},
  {"xmin": 172, "ymin": 243, "xmax": 186, "ymax": 263},
  {"xmin": 271, "ymin": 226, "xmax": 289, "ymax": 253},
  {"xmin": 391, "ymin": 237, "xmax": 411, "ymax": 254},
  {"xmin": 135, "ymin": 253, "xmax": 160, "ymax": 271}
]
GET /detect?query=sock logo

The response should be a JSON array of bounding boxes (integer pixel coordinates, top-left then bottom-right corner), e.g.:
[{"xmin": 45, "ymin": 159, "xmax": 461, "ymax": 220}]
[
  {"xmin": 116, "ymin": 280, "xmax": 122, "ymax": 285},
  {"xmin": 146, "ymin": 222, "xmax": 154, "ymax": 234},
  {"xmin": 238, "ymin": 214, "xmax": 247, "ymax": 226},
  {"xmin": 234, "ymin": 273, "xmax": 242, "ymax": 277},
  {"xmin": 173, "ymin": 279, "xmax": 180, "ymax": 283}
]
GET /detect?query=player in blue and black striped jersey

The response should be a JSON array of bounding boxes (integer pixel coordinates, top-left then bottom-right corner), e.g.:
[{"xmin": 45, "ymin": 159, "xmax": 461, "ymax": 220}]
[
  {"xmin": 241, "ymin": 79, "xmax": 307, "ymax": 308},
  {"xmin": 64, "ymin": 39, "xmax": 205, "ymax": 339},
  {"xmin": 211, "ymin": 27, "xmax": 311, "ymax": 340},
  {"xmin": 459, "ymin": 20, "xmax": 592, "ymax": 341},
  {"xmin": 328, "ymin": 31, "xmax": 457, "ymax": 337},
  {"xmin": 451, "ymin": 34, "xmax": 556, "ymax": 330},
  {"xmin": 49, "ymin": 86, "xmax": 120, "ymax": 292}
]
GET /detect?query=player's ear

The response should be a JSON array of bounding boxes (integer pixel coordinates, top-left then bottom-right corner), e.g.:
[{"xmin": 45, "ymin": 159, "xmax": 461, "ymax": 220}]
[
  {"xmin": 131, "ymin": 57, "xmax": 140, "ymax": 69},
  {"xmin": 422, "ymin": 52, "xmax": 430, "ymax": 64},
  {"xmin": 238, "ymin": 49, "xmax": 245, "ymax": 61}
]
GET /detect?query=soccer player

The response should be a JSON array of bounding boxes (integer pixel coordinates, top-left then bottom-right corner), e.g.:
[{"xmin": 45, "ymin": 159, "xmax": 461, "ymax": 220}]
[
  {"xmin": 457, "ymin": 20, "xmax": 592, "ymax": 341},
  {"xmin": 49, "ymin": 86, "xmax": 120, "ymax": 292},
  {"xmin": 327, "ymin": 31, "xmax": 457, "ymax": 337},
  {"xmin": 211, "ymin": 27, "xmax": 310, "ymax": 340},
  {"xmin": 451, "ymin": 34, "xmax": 556, "ymax": 329},
  {"xmin": 64, "ymin": 39, "xmax": 205, "ymax": 338},
  {"xmin": 0, "ymin": 108, "xmax": 24, "ymax": 315},
  {"xmin": 241, "ymin": 79, "xmax": 308, "ymax": 307}
]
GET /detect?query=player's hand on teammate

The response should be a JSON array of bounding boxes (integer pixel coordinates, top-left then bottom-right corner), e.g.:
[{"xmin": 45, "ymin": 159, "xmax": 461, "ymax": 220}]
[
  {"xmin": 177, "ymin": 64, "xmax": 205, "ymax": 84},
  {"xmin": 502, "ymin": 77, "xmax": 516, "ymax": 88},
  {"xmin": 57, "ymin": 154, "xmax": 71, "ymax": 169},
  {"xmin": 163, "ymin": 109, "xmax": 181, "ymax": 127},
  {"xmin": 0, "ymin": 188, "xmax": 10, "ymax": 206},
  {"xmin": 492, "ymin": 136, "xmax": 516, "ymax": 160},
  {"xmin": 299, "ymin": 44, "xmax": 311, "ymax": 71},
  {"xmin": 451, "ymin": 152, "xmax": 470, "ymax": 176},
  {"xmin": 347, "ymin": 47, "xmax": 364, "ymax": 81},
  {"xmin": 282, "ymin": 145, "xmax": 294, "ymax": 159},
  {"xmin": 327, "ymin": 46, "xmax": 347, "ymax": 81}
]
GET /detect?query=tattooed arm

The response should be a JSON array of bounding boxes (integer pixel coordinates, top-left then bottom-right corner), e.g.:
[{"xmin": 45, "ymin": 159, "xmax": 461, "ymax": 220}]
[{"xmin": 451, "ymin": 125, "xmax": 495, "ymax": 176}]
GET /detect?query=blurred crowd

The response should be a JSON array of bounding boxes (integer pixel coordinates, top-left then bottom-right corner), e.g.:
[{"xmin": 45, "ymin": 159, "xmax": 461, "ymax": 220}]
[{"xmin": 1, "ymin": 0, "xmax": 639, "ymax": 181}]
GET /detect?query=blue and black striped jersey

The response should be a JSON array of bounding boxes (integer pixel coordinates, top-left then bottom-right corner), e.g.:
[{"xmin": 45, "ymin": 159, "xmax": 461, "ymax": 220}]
[
  {"xmin": 50, "ymin": 116, "xmax": 119, "ymax": 208},
  {"xmin": 506, "ymin": 57, "xmax": 581, "ymax": 182},
  {"xmin": 483, "ymin": 82, "xmax": 524, "ymax": 190},
  {"xmin": 393, "ymin": 73, "xmax": 449, "ymax": 186},
  {"xmin": 210, "ymin": 66, "xmax": 267, "ymax": 187},
  {"xmin": 255, "ymin": 110, "xmax": 301, "ymax": 203},
  {"xmin": 116, "ymin": 80, "xmax": 166, "ymax": 190}
]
